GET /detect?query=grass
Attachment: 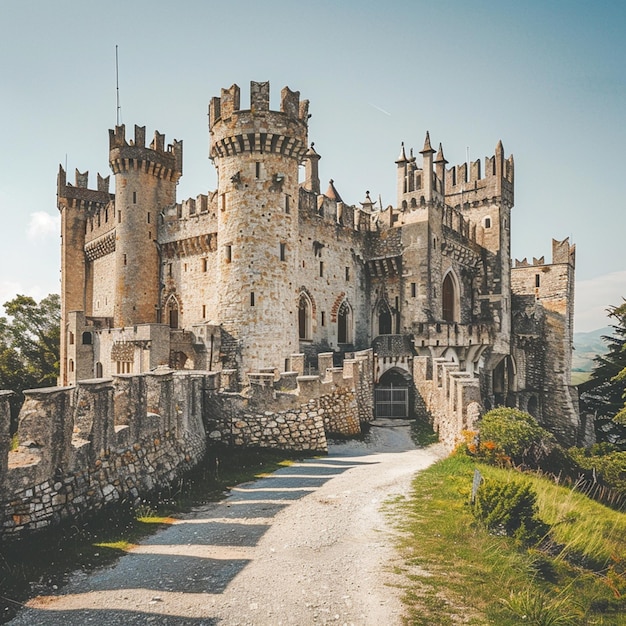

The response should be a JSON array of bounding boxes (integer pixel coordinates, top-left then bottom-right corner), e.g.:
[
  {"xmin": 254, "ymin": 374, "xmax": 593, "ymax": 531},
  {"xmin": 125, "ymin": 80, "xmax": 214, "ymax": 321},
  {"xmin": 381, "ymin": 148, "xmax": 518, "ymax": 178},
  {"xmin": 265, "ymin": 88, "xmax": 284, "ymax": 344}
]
[{"xmin": 392, "ymin": 454, "xmax": 626, "ymax": 625}]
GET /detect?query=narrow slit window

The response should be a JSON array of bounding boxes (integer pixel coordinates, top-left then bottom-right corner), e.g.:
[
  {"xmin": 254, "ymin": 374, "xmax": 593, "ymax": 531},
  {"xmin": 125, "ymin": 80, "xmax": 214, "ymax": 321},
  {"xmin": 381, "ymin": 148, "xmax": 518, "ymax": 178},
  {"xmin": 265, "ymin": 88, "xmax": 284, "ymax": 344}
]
[
  {"xmin": 280, "ymin": 243, "xmax": 286, "ymax": 261},
  {"xmin": 535, "ymin": 274, "xmax": 540, "ymax": 288},
  {"xmin": 411, "ymin": 282, "xmax": 416, "ymax": 297},
  {"xmin": 250, "ymin": 292, "xmax": 255, "ymax": 306},
  {"xmin": 202, "ymin": 258, "xmax": 208, "ymax": 272},
  {"xmin": 345, "ymin": 267, "xmax": 350, "ymax": 281},
  {"xmin": 319, "ymin": 261, "xmax": 324, "ymax": 277},
  {"xmin": 255, "ymin": 162, "xmax": 261, "ymax": 179},
  {"xmin": 133, "ymin": 191, "xmax": 137, "ymax": 204},
  {"xmin": 225, "ymin": 245, "xmax": 232, "ymax": 263},
  {"xmin": 285, "ymin": 195, "xmax": 290, "ymax": 214}
]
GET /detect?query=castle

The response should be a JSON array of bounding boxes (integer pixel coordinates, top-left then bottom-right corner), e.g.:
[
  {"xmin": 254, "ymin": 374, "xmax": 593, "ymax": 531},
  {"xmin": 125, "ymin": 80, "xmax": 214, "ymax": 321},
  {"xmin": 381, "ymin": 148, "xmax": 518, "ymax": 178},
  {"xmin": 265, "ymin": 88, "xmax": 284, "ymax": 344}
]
[{"xmin": 57, "ymin": 81, "xmax": 590, "ymax": 447}]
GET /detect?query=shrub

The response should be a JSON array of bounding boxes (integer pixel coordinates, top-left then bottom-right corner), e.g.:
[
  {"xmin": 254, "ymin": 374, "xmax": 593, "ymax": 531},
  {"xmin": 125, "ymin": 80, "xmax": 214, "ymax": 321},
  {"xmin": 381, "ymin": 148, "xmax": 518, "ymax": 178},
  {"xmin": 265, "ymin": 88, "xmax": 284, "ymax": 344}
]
[
  {"xmin": 476, "ymin": 408, "xmax": 557, "ymax": 467},
  {"xmin": 474, "ymin": 477, "xmax": 550, "ymax": 545}
]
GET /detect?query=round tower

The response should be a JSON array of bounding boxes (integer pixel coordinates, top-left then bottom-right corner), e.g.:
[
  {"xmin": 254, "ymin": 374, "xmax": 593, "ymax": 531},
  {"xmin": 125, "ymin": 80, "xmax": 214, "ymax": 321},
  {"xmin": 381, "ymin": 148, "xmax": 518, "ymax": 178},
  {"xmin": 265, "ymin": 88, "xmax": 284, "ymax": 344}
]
[
  {"xmin": 109, "ymin": 124, "xmax": 182, "ymax": 328},
  {"xmin": 209, "ymin": 81, "xmax": 309, "ymax": 373}
]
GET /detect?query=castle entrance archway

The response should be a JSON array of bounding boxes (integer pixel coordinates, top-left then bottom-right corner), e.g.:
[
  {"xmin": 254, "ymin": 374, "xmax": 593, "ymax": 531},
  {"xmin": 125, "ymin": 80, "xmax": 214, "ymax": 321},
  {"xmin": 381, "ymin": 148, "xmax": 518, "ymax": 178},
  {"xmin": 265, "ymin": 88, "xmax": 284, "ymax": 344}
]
[{"xmin": 375, "ymin": 367, "xmax": 413, "ymax": 419}]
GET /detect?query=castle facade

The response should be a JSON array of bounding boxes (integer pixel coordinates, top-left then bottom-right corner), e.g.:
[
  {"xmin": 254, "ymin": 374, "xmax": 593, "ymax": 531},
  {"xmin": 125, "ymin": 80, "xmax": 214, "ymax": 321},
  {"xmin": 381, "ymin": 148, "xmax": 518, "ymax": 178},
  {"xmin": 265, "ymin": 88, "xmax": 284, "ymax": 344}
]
[{"xmin": 57, "ymin": 81, "xmax": 588, "ymax": 446}]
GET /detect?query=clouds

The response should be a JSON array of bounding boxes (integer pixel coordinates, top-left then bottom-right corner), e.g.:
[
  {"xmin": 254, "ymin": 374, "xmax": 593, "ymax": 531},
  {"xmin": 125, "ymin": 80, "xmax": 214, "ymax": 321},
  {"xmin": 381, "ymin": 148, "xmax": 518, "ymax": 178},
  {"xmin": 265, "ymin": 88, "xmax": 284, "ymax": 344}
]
[
  {"xmin": 27, "ymin": 212, "xmax": 60, "ymax": 240},
  {"xmin": 575, "ymin": 269, "xmax": 626, "ymax": 332}
]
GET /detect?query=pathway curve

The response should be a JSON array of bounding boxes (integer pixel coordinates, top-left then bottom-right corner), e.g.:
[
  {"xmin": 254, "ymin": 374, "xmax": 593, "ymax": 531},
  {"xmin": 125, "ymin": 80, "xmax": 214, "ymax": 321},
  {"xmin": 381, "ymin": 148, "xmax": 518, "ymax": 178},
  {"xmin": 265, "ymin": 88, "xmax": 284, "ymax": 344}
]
[{"xmin": 8, "ymin": 421, "xmax": 446, "ymax": 625}]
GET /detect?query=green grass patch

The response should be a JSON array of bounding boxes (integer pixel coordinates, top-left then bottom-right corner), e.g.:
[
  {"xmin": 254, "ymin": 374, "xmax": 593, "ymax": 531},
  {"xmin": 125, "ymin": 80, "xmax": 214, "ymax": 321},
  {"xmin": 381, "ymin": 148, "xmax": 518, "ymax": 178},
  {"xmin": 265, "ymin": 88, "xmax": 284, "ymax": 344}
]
[{"xmin": 392, "ymin": 454, "xmax": 626, "ymax": 625}]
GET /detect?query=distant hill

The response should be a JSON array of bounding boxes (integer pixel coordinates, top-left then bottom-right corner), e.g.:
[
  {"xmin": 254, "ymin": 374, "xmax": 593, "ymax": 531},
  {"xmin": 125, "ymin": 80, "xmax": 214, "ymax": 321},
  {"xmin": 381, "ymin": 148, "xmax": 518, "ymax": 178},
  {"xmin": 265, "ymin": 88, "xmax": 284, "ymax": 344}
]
[{"xmin": 572, "ymin": 326, "xmax": 613, "ymax": 377}]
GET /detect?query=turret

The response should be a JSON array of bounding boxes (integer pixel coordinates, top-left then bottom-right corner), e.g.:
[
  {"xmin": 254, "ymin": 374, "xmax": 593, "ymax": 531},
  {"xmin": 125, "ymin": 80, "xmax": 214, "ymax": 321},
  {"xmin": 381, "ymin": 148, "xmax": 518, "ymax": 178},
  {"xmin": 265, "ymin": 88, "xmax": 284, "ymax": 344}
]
[
  {"xmin": 434, "ymin": 143, "xmax": 448, "ymax": 199},
  {"xmin": 109, "ymin": 124, "xmax": 182, "ymax": 327},
  {"xmin": 395, "ymin": 142, "xmax": 408, "ymax": 207},
  {"xmin": 420, "ymin": 132, "xmax": 435, "ymax": 203},
  {"xmin": 209, "ymin": 81, "xmax": 309, "ymax": 373},
  {"xmin": 303, "ymin": 143, "xmax": 321, "ymax": 194}
]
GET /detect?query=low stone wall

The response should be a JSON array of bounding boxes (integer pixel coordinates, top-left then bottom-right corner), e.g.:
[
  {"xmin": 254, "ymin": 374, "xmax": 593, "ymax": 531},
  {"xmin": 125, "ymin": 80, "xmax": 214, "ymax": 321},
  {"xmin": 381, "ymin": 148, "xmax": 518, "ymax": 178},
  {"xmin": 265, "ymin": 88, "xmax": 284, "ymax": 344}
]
[
  {"xmin": 0, "ymin": 350, "xmax": 375, "ymax": 540},
  {"xmin": 0, "ymin": 371, "xmax": 207, "ymax": 540},
  {"xmin": 413, "ymin": 356, "xmax": 482, "ymax": 449},
  {"xmin": 205, "ymin": 349, "xmax": 373, "ymax": 450}
]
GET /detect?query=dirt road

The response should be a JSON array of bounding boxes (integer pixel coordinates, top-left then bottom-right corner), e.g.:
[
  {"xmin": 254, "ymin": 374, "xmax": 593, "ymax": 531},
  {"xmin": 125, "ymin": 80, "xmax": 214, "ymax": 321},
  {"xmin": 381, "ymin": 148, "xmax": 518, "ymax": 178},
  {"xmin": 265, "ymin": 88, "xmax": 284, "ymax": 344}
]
[{"xmin": 8, "ymin": 421, "xmax": 446, "ymax": 625}]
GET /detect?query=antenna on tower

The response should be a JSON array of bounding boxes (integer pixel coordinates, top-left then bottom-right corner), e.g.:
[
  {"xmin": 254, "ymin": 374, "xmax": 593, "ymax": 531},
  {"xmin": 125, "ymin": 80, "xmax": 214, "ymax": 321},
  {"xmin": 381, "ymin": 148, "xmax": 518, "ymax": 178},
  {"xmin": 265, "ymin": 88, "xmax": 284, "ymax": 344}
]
[{"xmin": 115, "ymin": 45, "xmax": 121, "ymax": 126}]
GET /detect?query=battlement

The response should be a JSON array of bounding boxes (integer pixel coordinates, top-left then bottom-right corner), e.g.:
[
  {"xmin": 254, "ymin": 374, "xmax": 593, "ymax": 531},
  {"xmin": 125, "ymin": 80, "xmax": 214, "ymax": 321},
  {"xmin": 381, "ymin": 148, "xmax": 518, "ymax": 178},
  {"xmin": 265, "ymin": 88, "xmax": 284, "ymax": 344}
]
[
  {"xmin": 209, "ymin": 81, "xmax": 309, "ymax": 162},
  {"xmin": 57, "ymin": 165, "xmax": 112, "ymax": 207},
  {"xmin": 514, "ymin": 237, "xmax": 576, "ymax": 269},
  {"xmin": 445, "ymin": 141, "xmax": 514, "ymax": 207},
  {"xmin": 398, "ymin": 136, "xmax": 514, "ymax": 211},
  {"xmin": 108, "ymin": 124, "xmax": 183, "ymax": 179}
]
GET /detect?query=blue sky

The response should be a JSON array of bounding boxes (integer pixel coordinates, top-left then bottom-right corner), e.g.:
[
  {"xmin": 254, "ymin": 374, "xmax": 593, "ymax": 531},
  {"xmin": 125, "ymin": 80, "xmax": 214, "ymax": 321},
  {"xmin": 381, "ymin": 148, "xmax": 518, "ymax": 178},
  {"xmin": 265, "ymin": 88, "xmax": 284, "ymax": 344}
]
[{"xmin": 0, "ymin": 0, "xmax": 624, "ymax": 331}]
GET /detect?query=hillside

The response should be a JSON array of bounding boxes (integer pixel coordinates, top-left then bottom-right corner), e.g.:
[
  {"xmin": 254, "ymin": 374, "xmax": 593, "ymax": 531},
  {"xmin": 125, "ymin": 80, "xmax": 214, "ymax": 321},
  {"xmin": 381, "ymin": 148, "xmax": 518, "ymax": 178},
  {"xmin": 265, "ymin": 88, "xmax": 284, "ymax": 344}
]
[{"xmin": 572, "ymin": 326, "xmax": 612, "ymax": 383}]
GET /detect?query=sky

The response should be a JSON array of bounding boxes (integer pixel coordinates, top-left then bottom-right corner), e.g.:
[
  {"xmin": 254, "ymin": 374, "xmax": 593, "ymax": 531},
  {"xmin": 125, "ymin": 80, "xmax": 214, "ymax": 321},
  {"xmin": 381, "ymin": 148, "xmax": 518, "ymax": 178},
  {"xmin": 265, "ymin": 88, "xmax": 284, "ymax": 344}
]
[{"xmin": 0, "ymin": 0, "xmax": 624, "ymax": 332}]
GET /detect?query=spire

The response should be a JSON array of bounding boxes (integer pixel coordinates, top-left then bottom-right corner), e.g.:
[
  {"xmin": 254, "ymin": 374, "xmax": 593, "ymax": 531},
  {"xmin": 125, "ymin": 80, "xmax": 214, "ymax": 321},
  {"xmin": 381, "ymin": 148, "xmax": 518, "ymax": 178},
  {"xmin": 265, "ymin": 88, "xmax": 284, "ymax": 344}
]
[
  {"xmin": 305, "ymin": 142, "xmax": 320, "ymax": 159},
  {"xmin": 420, "ymin": 131, "xmax": 435, "ymax": 155},
  {"xmin": 303, "ymin": 142, "xmax": 321, "ymax": 194},
  {"xmin": 395, "ymin": 142, "xmax": 408, "ymax": 164},
  {"xmin": 325, "ymin": 179, "xmax": 343, "ymax": 203},
  {"xmin": 360, "ymin": 190, "xmax": 375, "ymax": 211},
  {"xmin": 434, "ymin": 142, "xmax": 448, "ymax": 165}
]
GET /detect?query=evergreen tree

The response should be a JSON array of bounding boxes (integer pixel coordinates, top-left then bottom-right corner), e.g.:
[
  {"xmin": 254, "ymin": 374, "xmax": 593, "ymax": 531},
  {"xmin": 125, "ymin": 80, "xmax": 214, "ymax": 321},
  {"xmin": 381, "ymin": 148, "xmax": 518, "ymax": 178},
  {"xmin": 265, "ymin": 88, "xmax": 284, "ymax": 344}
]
[{"xmin": 579, "ymin": 301, "xmax": 626, "ymax": 446}]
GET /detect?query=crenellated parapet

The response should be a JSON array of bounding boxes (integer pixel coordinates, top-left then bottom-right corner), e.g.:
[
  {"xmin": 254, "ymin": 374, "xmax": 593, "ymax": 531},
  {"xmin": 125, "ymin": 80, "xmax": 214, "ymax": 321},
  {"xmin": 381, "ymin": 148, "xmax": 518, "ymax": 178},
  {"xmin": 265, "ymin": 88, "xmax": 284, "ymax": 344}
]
[
  {"xmin": 109, "ymin": 124, "xmax": 182, "ymax": 181},
  {"xmin": 445, "ymin": 141, "xmax": 514, "ymax": 209},
  {"xmin": 209, "ymin": 81, "xmax": 309, "ymax": 162},
  {"xmin": 57, "ymin": 165, "xmax": 113, "ymax": 211},
  {"xmin": 397, "ymin": 136, "xmax": 514, "ymax": 212}
]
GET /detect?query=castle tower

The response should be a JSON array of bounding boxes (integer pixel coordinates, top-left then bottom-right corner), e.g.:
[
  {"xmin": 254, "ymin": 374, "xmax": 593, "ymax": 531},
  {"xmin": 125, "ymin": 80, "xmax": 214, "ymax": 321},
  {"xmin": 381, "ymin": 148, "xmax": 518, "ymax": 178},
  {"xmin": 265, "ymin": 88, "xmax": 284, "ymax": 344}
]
[
  {"xmin": 57, "ymin": 166, "xmax": 112, "ymax": 385},
  {"xmin": 108, "ymin": 124, "xmax": 182, "ymax": 328},
  {"xmin": 209, "ymin": 81, "xmax": 309, "ymax": 373}
]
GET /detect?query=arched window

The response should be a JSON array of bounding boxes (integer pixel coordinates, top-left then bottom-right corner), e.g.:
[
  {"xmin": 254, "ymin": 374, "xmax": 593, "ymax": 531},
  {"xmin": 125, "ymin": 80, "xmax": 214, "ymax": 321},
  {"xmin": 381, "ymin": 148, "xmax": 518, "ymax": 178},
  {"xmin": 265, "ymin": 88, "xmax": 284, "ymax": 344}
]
[
  {"xmin": 298, "ymin": 293, "xmax": 312, "ymax": 340},
  {"xmin": 378, "ymin": 302, "xmax": 392, "ymax": 335},
  {"xmin": 442, "ymin": 272, "xmax": 459, "ymax": 322},
  {"xmin": 95, "ymin": 362, "xmax": 103, "ymax": 378},
  {"xmin": 166, "ymin": 296, "xmax": 180, "ymax": 329},
  {"xmin": 337, "ymin": 301, "xmax": 353, "ymax": 344},
  {"xmin": 82, "ymin": 331, "xmax": 92, "ymax": 345}
]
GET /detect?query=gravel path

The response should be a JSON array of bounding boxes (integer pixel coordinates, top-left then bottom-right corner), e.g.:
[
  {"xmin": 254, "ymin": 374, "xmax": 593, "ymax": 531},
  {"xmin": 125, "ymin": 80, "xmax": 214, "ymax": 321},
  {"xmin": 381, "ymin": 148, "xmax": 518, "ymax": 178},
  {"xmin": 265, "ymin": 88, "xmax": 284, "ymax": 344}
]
[{"xmin": 8, "ymin": 421, "xmax": 446, "ymax": 626}]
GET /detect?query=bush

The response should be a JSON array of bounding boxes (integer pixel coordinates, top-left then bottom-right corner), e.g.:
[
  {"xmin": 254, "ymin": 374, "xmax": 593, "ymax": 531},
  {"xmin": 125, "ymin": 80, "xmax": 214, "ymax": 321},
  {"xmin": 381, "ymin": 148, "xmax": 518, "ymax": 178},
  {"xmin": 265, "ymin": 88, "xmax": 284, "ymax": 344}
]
[
  {"xmin": 476, "ymin": 408, "xmax": 557, "ymax": 467},
  {"xmin": 474, "ymin": 477, "xmax": 550, "ymax": 545}
]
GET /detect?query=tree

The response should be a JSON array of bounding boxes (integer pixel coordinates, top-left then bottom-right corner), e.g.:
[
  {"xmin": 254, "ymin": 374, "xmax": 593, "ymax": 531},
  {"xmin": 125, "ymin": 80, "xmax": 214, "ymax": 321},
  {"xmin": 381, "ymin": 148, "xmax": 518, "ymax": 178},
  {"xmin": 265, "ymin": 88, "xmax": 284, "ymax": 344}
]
[
  {"xmin": 579, "ymin": 302, "xmax": 626, "ymax": 447},
  {"xmin": 0, "ymin": 294, "xmax": 60, "ymax": 394}
]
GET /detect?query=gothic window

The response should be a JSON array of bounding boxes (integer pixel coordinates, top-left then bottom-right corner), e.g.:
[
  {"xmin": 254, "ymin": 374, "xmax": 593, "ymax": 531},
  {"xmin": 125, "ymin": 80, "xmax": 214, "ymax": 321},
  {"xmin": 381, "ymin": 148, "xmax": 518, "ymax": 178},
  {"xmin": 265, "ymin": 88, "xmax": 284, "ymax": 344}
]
[
  {"xmin": 298, "ymin": 293, "xmax": 312, "ymax": 340},
  {"xmin": 337, "ymin": 301, "xmax": 353, "ymax": 344},
  {"xmin": 166, "ymin": 296, "xmax": 180, "ymax": 329},
  {"xmin": 378, "ymin": 302, "xmax": 392, "ymax": 335},
  {"xmin": 442, "ymin": 272, "xmax": 459, "ymax": 322}
]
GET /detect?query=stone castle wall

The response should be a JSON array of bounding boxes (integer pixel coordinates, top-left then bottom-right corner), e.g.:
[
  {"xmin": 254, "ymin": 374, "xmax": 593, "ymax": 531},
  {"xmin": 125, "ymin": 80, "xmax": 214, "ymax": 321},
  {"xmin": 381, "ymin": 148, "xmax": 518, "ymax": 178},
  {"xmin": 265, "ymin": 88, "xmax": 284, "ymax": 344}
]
[
  {"xmin": 0, "ymin": 371, "xmax": 207, "ymax": 540},
  {"xmin": 204, "ymin": 349, "xmax": 373, "ymax": 450},
  {"xmin": 0, "ymin": 350, "xmax": 374, "ymax": 540}
]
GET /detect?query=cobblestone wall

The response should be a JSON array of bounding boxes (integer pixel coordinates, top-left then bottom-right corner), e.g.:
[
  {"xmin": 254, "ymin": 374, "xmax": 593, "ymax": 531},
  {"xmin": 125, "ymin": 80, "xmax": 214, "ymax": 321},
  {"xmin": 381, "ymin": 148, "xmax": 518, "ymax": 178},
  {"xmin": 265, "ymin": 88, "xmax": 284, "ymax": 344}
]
[{"xmin": 0, "ymin": 371, "xmax": 207, "ymax": 541}]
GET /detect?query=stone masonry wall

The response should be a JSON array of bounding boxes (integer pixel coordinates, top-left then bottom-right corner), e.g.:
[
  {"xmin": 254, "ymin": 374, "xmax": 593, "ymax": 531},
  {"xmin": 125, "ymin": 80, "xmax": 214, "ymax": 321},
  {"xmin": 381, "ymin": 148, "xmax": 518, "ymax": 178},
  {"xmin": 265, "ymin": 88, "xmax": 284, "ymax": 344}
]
[
  {"xmin": 0, "ymin": 371, "xmax": 207, "ymax": 541},
  {"xmin": 204, "ymin": 350, "xmax": 373, "ymax": 450}
]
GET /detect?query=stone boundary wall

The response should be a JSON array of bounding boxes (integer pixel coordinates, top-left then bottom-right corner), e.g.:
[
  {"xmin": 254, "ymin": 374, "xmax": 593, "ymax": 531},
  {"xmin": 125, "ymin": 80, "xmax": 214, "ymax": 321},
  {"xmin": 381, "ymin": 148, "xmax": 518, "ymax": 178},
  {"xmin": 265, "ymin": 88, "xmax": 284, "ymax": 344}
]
[
  {"xmin": 0, "ymin": 350, "xmax": 374, "ymax": 540},
  {"xmin": 413, "ymin": 356, "xmax": 482, "ymax": 449},
  {"xmin": 0, "ymin": 370, "xmax": 207, "ymax": 541},
  {"xmin": 205, "ymin": 349, "xmax": 373, "ymax": 451}
]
